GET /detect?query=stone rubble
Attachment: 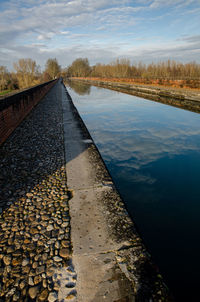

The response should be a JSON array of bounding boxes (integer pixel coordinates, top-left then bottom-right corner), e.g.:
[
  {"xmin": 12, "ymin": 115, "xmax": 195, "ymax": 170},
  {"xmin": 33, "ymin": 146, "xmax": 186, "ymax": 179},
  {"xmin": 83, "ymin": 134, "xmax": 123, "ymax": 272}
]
[{"xmin": 0, "ymin": 82, "xmax": 77, "ymax": 301}]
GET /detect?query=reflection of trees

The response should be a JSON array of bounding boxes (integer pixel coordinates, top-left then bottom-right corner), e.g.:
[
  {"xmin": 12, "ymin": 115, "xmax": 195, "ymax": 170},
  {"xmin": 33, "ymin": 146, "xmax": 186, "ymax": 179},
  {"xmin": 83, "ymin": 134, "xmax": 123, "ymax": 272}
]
[{"xmin": 66, "ymin": 80, "xmax": 91, "ymax": 95}]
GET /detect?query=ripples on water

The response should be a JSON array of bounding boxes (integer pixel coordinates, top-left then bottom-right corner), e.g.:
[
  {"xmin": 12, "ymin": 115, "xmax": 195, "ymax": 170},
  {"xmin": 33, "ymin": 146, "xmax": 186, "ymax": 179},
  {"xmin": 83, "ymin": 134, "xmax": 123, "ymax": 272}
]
[{"xmin": 66, "ymin": 81, "xmax": 200, "ymax": 301}]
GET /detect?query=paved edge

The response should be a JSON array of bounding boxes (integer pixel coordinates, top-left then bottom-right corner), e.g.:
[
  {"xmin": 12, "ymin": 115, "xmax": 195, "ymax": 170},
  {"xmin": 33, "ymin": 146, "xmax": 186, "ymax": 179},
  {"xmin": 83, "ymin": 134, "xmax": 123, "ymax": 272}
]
[
  {"xmin": 70, "ymin": 78, "xmax": 200, "ymax": 114},
  {"xmin": 61, "ymin": 81, "xmax": 174, "ymax": 302}
]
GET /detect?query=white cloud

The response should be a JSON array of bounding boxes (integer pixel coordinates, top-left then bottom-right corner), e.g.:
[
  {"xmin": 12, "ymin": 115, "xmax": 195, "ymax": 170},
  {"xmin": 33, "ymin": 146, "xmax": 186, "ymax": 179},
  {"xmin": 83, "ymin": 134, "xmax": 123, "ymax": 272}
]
[
  {"xmin": 60, "ymin": 31, "xmax": 70, "ymax": 35},
  {"xmin": 37, "ymin": 33, "xmax": 55, "ymax": 41},
  {"xmin": 149, "ymin": 0, "xmax": 196, "ymax": 9},
  {"xmin": 0, "ymin": 0, "xmax": 200, "ymax": 69}
]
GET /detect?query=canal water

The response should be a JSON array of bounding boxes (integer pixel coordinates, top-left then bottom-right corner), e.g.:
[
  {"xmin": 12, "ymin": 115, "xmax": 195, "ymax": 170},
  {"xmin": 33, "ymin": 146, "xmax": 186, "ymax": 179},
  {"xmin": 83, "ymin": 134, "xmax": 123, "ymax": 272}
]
[{"xmin": 65, "ymin": 81, "xmax": 200, "ymax": 301}]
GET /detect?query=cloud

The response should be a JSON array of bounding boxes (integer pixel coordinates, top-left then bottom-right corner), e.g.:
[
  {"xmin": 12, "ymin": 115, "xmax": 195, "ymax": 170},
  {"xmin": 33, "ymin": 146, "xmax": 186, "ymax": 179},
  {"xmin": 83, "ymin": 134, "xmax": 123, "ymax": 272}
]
[
  {"xmin": 31, "ymin": 43, "xmax": 46, "ymax": 48},
  {"xmin": 60, "ymin": 31, "xmax": 70, "ymax": 35},
  {"xmin": 37, "ymin": 33, "xmax": 55, "ymax": 41},
  {"xmin": 129, "ymin": 172, "xmax": 157, "ymax": 185},
  {"xmin": 0, "ymin": 0, "xmax": 200, "ymax": 69},
  {"xmin": 180, "ymin": 35, "xmax": 200, "ymax": 43},
  {"xmin": 124, "ymin": 36, "xmax": 200, "ymax": 63},
  {"xmin": 149, "ymin": 0, "xmax": 196, "ymax": 9}
]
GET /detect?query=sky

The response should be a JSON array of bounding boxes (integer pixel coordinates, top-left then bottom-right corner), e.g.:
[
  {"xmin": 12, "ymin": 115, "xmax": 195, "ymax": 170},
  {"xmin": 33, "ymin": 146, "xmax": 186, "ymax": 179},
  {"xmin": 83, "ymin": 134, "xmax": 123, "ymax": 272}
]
[{"xmin": 0, "ymin": 0, "xmax": 200, "ymax": 71}]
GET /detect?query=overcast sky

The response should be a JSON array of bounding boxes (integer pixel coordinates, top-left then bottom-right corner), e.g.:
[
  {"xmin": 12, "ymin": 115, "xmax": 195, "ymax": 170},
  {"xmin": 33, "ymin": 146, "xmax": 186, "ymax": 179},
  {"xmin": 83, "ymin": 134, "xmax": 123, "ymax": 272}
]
[{"xmin": 0, "ymin": 0, "xmax": 200, "ymax": 70}]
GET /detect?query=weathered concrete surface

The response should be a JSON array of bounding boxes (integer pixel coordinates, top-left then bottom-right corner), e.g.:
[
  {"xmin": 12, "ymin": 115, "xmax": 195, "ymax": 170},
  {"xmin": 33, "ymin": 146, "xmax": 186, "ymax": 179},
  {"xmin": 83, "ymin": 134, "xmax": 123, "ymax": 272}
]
[
  {"xmin": 71, "ymin": 78, "xmax": 200, "ymax": 114},
  {"xmin": 61, "ymin": 83, "xmax": 174, "ymax": 302}
]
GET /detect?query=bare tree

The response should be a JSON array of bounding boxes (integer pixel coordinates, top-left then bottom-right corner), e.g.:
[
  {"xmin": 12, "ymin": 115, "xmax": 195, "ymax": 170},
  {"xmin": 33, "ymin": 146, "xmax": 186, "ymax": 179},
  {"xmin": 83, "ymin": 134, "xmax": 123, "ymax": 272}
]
[
  {"xmin": 68, "ymin": 58, "xmax": 91, "ymax": 77},
  {"xmin": 45, "ymin": 58, "xmax": 61, "ymax": 79},
  {"xmin": 13, "ymin": 58, "xmax": 40, "ymax": 88},
  {"xmin": 0, "ymin": 66, "xmax": 9, "ymax": 91}
]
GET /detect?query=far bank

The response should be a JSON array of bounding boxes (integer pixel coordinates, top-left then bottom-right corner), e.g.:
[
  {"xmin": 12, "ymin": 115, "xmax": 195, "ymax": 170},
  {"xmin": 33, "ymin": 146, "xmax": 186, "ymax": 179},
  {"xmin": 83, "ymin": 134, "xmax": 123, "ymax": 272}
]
[{"xmin": 69, "ymin": 77, "xmax": 200, "ymax": 114}]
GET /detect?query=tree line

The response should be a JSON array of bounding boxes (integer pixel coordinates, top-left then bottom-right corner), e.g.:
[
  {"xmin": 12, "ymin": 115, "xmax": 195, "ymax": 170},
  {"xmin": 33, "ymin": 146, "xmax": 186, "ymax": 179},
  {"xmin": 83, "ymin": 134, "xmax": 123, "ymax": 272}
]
[
  {"xmin": 66, "ymin": 58, "xmax": 200, "ymax": 80},
  {"xmin": 0, "ymin": 58, "xmax": 61, "ymax": 92},
  {"xmin": 1, "ymin": 57, "xmax": 200, "ymax": 92}
]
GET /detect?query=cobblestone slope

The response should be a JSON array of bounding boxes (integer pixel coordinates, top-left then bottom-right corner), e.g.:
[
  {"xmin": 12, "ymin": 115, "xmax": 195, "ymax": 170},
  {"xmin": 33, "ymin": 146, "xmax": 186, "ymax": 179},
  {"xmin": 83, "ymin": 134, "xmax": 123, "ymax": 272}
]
[{"xmin": 0, "ymin": 82, "xmax": 76, "ymax": 301}]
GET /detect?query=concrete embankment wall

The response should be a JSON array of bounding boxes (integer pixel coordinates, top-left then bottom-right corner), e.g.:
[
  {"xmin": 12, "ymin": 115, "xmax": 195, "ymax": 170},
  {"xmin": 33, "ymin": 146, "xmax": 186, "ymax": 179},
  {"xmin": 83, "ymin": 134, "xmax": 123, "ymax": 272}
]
[
  {"xmin": 71, "ymin": 78, "xmax": 200, "ymax": 113},
  {"xmin": 61, "ymin": 82, "xmax": 174, "ymax": 301},
  {"xmin": 0, "ymin": 79, "xmax": 57, "ymax": 146}
]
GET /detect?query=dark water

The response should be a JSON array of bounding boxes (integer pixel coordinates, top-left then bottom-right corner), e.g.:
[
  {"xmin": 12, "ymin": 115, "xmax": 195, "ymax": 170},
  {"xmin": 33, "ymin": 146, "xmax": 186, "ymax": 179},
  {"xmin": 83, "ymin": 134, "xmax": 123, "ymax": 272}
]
[{"xmin": 66, "ymin": 81, "xmax": 200, "ymax": 301}]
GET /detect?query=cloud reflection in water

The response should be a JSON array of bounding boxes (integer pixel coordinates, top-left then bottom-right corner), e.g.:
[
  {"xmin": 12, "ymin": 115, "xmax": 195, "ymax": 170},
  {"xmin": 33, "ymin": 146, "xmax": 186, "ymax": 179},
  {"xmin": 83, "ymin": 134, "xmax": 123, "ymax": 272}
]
[{"xmin": 67, "ymin": 84, "xmax": 200, "ymax": 301}]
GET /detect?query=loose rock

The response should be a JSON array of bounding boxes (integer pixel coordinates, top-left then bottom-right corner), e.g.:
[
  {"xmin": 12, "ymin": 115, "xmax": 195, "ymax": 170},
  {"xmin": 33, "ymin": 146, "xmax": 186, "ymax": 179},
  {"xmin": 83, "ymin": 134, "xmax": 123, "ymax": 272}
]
[
  {"xmin": 48, "ymin": 291, "xmax": 58, "ymax": 302},
  {"xmin": 28, "ymin": 286, "xmax": 39, "ymax": 299},
  {"xmin": 59, "ymin": 248, "xmax": 70, "ymax": 259}
]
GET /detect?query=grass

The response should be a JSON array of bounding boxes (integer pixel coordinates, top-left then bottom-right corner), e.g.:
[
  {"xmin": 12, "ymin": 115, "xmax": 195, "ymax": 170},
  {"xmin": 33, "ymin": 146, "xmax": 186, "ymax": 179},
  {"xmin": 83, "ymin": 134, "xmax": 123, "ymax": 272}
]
[{"xmin": 0, "ymin": 89, "xmax": 13, "ymax": 96}]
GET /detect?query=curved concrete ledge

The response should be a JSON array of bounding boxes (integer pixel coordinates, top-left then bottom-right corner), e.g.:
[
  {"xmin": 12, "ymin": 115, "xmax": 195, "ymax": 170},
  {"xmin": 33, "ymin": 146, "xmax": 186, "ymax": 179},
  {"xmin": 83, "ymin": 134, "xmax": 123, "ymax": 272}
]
[
  {"xmin": 61, "ymin": 82, "xmax": 174, "ymax": 301},
  {"xmin": 71, "ymin": 79, "xmax": 200, "ymax": 114}
]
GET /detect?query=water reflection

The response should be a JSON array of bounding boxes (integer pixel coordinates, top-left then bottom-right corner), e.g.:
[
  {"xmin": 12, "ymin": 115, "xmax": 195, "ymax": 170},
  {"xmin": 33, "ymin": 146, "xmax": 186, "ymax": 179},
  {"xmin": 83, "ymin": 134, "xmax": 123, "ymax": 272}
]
[
  {"xmin": 66, "ymin": 80, "xmax": 91, "ymax": 95},
  {"xmin": 66, "ymin": 83, "xmax": 200, "ymax": 302}
]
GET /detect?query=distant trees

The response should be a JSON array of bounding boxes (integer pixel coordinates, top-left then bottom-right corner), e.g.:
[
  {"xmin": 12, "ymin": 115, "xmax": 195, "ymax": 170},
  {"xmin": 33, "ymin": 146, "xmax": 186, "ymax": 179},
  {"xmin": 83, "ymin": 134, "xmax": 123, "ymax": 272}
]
[
  {"xmin": 66, "ymin": 58, "xmax": 200, "ymax": 88},
  {"xmin": 0, "ymin": 66, "xmax": 18, "ymax": 91},
  {"xmin": 13, "ymin": 58, "xmax": 40, "ymax": 89},
  {"xmin": 0, "ymin": 57, "xmax": 62, "ymax": 93},
  {"xmin": 67, "ymin": 58, "xmax": 91, "ymax": 77},
  {"xmin": 1, "ymin": 56, "xmax": 200, "ymax": 93},
  {"xmin": 0, "ymin": 66, "xmax": 10, "ymax": 91},
  {"xmin": 44, "ymin": 58, "xmax": 61, "ymax": 79},
  {"xmin": 90, "ymin": 59, "xmax": 132, "ymax": 78},
  {"xmin": 90, "ymin": 59, "xmax": 200, "ymax": 80}
]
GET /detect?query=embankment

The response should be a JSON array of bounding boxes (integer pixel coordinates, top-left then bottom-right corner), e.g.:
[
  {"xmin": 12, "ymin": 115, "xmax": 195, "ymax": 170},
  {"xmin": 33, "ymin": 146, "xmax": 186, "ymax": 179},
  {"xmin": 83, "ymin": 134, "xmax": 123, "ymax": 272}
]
[{"xmin": 70, "ymin": 78, "xmax": 200, "ymax": 113}]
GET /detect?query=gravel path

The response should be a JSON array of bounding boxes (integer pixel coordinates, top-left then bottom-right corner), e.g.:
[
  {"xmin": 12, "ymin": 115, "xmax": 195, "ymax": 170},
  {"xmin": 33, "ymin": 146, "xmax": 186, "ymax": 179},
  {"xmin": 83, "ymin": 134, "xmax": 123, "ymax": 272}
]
[{"xmin": 0, "ymin": 82, "xmax": 76, "ymax": 301}]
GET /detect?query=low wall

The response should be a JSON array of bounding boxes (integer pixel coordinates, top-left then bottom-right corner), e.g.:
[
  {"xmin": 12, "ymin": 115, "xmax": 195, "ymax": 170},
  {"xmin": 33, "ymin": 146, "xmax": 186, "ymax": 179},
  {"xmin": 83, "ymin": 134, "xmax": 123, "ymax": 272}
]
[
  {"xmin": 71, "ymin": 78, "xmax": 200, "ymax": 113},
  {"xmin": 0, "ymin": 79, "xmax": 58, "ymax": 145}
]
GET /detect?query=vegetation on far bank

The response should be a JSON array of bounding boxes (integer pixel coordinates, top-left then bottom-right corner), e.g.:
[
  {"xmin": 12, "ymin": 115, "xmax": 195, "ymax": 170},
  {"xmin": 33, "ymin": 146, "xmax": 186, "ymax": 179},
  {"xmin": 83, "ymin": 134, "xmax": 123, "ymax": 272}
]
[
  {"xmin": 66, "ymin": 58, "xmax": 200, "ymax": 89},
  {"xmin": 1, "ymin": 57, "xmax": 200, "ymax": 94}
]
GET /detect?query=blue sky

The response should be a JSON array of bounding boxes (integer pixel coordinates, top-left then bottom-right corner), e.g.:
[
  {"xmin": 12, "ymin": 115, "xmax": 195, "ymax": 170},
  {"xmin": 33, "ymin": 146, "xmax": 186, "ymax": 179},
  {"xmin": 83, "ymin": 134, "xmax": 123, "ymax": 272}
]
[{"xmin": 0, "ymin": 0, "xmax": 200, "ymax": 70}]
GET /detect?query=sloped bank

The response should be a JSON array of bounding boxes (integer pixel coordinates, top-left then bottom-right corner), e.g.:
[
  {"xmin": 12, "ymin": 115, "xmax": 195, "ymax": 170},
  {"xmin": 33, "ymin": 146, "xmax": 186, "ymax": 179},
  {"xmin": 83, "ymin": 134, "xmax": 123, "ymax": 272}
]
[
  {"xmin": 61, "ymin": 81, "xmax": 174, "ymax": 301},
  {"xmin": 70, "ymin": 78, "xmax": 200, "ymax": 113}
]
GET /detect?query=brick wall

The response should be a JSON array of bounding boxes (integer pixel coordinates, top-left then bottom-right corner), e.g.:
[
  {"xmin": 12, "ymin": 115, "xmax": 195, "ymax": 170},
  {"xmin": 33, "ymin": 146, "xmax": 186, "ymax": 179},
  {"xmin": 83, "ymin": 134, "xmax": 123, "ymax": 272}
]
[{"xmin": 0, "ymin": 79, "xmax": 58, "ymax": 146}]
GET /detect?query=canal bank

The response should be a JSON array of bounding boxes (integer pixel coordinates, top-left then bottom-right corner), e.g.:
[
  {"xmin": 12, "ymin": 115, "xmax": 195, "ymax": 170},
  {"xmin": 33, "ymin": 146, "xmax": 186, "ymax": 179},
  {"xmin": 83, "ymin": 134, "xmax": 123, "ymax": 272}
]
[
  {"xmin": 70, "ymin": 78, "xmax": 200, "ymax": 113},
  {"xmin": 61, "ymin": 82, "xmax": 173, "ymax": 301}
]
